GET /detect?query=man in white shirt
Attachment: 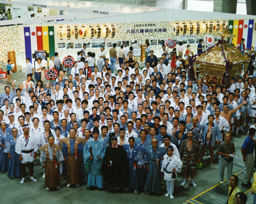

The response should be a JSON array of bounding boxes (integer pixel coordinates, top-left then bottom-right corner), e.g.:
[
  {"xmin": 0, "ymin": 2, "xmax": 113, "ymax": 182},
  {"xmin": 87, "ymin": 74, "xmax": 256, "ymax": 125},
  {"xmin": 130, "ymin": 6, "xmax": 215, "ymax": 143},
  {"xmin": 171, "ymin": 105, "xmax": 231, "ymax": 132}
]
[
  {"xmin": 86, "ymin": 52, "xmax": 95, "ymax": 71},
  {"xmin": 157, "ymin": 58, "xmax": 167, "ymax": 76},
  {"xmin": 49, "ymin": 56, "xmax": 55, "ymax": 69},
  {"xmin": 96, "ymin": 47, "xmax": 106, "ymax": 72},
  {"xmin": 81, "ymin": 44, "xmax": 87, "ymax": 58},
  {"xmin": 160, "ymin": 135, "xmax": 180, "ymax": 158},
  {"xmin": 15, "ymin": 124, "xmax": 38, "ymax": 184},
  {"xmin": 235, "ymin": 76, "xmax": 244, "ymax": 90},
  {"xmin": 142, "ymin": 62, "xmax": 154, "ymax": 77},
  {"xmin": 160, "ymin": 45, "xmax": 169, "ymax": 57},
  {"xmin": 123, "ymin": 45, "xmax": 130, "ymax": 58},
  {"xmin": 26, "ymin": 58, "xmax": 34, "ymax": 75},
  {"xmin": 51, "ymin": 83, "xmax": 63, "ymax": 101},
  {"xmin": 117, "ymin": 45, "xmax": 125, "ymax": 65},
  {"xmin": 125, "ymin": 121, "xmax": 138, "ymax": 140}
]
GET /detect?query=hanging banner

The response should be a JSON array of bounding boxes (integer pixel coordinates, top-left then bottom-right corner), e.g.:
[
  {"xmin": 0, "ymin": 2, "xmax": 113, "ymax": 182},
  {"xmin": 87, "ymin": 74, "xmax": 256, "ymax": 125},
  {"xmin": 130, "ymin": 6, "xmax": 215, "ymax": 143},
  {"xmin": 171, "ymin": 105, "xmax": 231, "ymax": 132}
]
[{"xmin": 204, "ymin": 35, "xmax": 215, "ymax": 49}]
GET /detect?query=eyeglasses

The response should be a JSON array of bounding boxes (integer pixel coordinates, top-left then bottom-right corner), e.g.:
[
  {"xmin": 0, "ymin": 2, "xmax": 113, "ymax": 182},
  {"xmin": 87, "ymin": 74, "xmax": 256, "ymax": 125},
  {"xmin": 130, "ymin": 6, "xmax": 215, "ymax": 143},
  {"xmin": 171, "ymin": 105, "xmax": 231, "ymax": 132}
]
[{"xmin": 128, "ymin": 126, "xmax": 133, "ymax": 128}]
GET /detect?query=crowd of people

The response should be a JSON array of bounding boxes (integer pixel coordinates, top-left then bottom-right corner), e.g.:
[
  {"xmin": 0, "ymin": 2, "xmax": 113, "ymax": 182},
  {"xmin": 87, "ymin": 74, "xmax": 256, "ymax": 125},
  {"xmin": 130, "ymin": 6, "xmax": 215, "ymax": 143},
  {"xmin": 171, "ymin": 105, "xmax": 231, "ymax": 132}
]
[{"xmin": 0, "ymin": 38, "xmax": 255, "ymax": 203}]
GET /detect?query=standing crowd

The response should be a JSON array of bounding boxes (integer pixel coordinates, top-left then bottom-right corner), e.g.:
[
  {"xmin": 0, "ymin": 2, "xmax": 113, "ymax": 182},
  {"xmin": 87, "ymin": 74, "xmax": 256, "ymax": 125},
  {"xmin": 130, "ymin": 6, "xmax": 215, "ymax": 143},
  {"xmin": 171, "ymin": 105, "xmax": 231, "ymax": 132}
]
[{"xmin": 0, "ymin": 41, "xmax": 256, "ymax": 203}]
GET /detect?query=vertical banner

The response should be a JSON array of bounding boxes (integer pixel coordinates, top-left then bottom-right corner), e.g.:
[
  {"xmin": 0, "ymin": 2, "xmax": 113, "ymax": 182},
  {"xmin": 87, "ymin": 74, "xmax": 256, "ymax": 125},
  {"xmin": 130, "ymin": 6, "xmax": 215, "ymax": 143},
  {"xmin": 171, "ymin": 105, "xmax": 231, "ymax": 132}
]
[
  {"xmin": 232, "ymin": 20, "xmax": 239, "ymax": 46},
  {"xmin": 237, "ymin": 20, "xmax": 244, "ymax": 45},
  {"xmin": 242, "ymin": 19, "xmax": 249, "ymax": 46},
  {"xmin": 36, "ymin": 26, "xmax": 43, "ymax": 51},
  {"xmin": 24, "ymin": 27, "xmax": 32, "ymax": 62},
  {"xmin": 204, "ymin": 35, "xmax": 214, "ymax": 49},
  {"xmin": 30, "ymin": 26, "xmax": 37, "ymax": 55},
  {"xmin": 42, "ymin": 26, "xmax": 49, "ymax": 53},
  {"xmin": 48, "ymin": 26, "xmax": 55, "ymax": 58},
  {"xmin": 228, "ymin": 20, "xmax": 233, "ymax": 43},
  {"xmin": 247, "ymin": 19, "xmax": 254, "ymax": 49}
]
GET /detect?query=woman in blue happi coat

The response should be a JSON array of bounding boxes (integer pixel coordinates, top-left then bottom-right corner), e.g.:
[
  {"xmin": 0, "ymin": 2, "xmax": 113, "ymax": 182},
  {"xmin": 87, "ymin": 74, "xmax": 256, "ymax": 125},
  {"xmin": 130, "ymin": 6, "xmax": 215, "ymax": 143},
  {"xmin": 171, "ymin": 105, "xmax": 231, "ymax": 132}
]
[
  {"xmin": 0, "ymin": 122, "xmax": 12, "ymax": 172},
  {"xmin": 123, "ymin": 137, "xmax": 145, "ymax": 193},
  {"xmin": 5, "ymin": 127, "xmax": 21, "ymax": 178}
]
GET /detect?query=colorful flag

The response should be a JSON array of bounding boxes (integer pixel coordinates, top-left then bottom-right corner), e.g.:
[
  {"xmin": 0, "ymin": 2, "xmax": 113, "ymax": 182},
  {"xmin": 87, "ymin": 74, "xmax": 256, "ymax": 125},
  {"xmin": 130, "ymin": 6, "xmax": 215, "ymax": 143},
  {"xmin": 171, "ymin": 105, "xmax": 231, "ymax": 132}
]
[
  {"xmin": 228, "ymin": 19, "xmax": 254, "ymax": 49},
  {"xmin": 23, "ymin": 26, "xmax": 55, "ymax": 62}
]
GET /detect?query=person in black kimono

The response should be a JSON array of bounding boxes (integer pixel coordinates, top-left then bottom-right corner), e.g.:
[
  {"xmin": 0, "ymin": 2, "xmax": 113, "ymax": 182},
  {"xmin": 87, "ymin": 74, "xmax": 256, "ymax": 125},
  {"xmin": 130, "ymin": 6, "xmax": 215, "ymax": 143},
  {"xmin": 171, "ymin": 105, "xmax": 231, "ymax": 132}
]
[{"xmin": 103, "ymin": 136, "xmax": 128, "ymax": 192}]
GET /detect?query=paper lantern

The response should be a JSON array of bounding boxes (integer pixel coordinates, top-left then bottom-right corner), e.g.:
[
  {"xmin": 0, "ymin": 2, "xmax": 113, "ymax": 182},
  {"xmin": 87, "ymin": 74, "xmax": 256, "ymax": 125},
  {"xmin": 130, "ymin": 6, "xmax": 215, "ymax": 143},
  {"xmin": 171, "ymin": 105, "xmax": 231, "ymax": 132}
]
[
  {"xmin": 58, "ymin": 26, "xmax": 64, "ymax": 40},
  {"xmin": 189, "ymin": 23, "xmax": 194, "ymax": 35},
  {"xmin": 74, "ymin": 26, "xmax": 78, "ymax": 40},
  {"xmin": 175, "ymin": 23, "xmax": 180, "ymax": 36},
  {"xmin": 67, "ymin": 26, "xmax": 71, "ymax": 40},
  {"xmin": 209, "ymin": 21, "xmax": 213, "ymax": 33},
  {"xmin": 196, "ymin": 22, "xmax": 200, "ymax": 35}
]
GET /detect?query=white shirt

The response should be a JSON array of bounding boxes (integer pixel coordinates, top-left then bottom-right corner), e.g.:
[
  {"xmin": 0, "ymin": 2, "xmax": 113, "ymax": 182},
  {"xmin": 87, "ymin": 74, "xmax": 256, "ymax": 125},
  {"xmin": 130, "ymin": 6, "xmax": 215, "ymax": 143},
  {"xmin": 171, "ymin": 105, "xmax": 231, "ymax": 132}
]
[
  {"xmin": 117, "ymin": 136, "xmax": 129, "ymax": 145},
  {"xmin": 160, "ymin": 143, "xmax": 180, "ymax": 158},
  {"xmin": 87, "ymin": 57, "xmax": 95, "ymax": 67},
  {"xmin": 35, "ymin": 62, "xmax": 42, "ymax": 73},
  {"xmin": 77, "ymin": 62, "xmax": 84, "ymax": 69},
  {"xmin": 26, "ymin": 62, "xmax": 33, "ymax": 74},
  {"xmin": 97, "ymin": 50, "xmax": 106, "ymax": 62},
  {"xmin": 29, "ymin": 125, "xmax": 43, "ymax": 145},
  {"xmin": 160, "ymin": 121, "xmax": 173, "ymax": 135},
  {"xmin": 141, "ymin": 67, "xmax": 154, "ymax": 77},
  {"xmin": 125, "ymin": 130, "xmax": 138, "ymax": 139},
  {"xmin": 15, "ymin": 134, "xmax": 38, "ymax": 163},
  {"xmin": 214, "ymin": 115, "xmax": 230, "ymax": 132},
  {"xmin": 49, "ymin": 60, "xmax": 55, "ymax": 69},
  {"xmin": 161, "ymin": 154, "xmax": 182, "ymax": 181},
  {"xmin": 41, "ymin": 59, "xmax": 47, "ymax": 68},
  {"xmin": 157, "ymin": 63, "xmax": 167, "ymax": 73},
  {"xmin": 123, "ymin": 47, "xmax": 129, "ymax": 57},
  {"xmin": 197, "ymin": 110, "xmax": 211, "ymax": 125},
  {"xmin": 117, "ymin": 49, "xmax": 124, "ymax": 58}
]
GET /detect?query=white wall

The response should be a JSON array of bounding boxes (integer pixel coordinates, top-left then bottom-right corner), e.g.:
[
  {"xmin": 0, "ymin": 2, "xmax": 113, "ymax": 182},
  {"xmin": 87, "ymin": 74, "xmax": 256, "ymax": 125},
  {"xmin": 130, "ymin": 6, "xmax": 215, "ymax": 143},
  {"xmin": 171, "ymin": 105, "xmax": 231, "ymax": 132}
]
[
  {"xmin": 187, "ymin": 0, "xmax": 214, "ymax": 12},
  {"xmin": 10, "ymin": 5, "xmax": 49, "ymax": 19},
  {"xmin": 236, "ymin": 2, "xmax": 247, "ymax": 15},
  {"xmin": 156, "ymin": 0, "xmax": 183, "ymax": 9}
]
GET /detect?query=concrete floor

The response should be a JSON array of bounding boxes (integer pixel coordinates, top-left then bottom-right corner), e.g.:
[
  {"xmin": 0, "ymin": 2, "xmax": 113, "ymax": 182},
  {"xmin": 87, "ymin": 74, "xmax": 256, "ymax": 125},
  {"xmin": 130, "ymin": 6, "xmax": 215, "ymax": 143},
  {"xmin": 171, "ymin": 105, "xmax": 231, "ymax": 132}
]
[{"xmin": 0, "ymin": 71, "xmax": 255, "ymax": 204}]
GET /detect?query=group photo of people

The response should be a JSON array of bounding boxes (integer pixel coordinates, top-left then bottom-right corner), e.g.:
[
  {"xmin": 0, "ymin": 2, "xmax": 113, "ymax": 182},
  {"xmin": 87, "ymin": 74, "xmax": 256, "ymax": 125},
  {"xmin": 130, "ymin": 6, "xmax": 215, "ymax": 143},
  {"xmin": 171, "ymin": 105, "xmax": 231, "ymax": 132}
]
[
  {"xmin": 0, "ymin": 34, "xmax": 255, "ymax": 204},
  {"xmin": 1, "ymin": 1, "xmax": 256, "ymax": 201}
]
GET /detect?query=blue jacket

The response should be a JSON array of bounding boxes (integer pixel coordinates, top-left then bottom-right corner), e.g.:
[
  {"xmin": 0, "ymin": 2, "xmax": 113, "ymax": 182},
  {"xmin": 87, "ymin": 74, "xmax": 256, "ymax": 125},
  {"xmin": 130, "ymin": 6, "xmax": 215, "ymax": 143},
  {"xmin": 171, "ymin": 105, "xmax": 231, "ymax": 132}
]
[
  {"xmin": 145, "ymin": 55, "xmax": 158, "ymax": 66},
  {"xmin": 50, "ymin": 120, "xmax": 62, "ymax": 130},
  {"xmin": 202, "ymin": 122, "xmax": 222, "ymax": 147},
  {"xmin": 146, "ymin": 134, "xmax": 163, "ymax": 145},
  {"xmin": 174, "ymin": 131, "xmax": 188, "ymax": 147}
]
